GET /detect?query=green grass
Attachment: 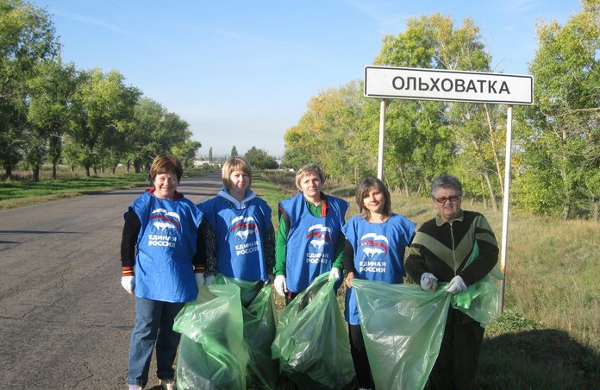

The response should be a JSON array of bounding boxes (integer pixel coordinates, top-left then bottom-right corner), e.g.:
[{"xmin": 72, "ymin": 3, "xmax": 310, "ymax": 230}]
[
  {"xmin": 0, "ymin": 166, "xmax": 215, "ymax": 210},
  {"xmin": 4, "ymin": 168, "xmax": 599, "ymax": 388},
  {"xmin": 0, "ymin": 172, "xmax": 149, "ymax": 209}
]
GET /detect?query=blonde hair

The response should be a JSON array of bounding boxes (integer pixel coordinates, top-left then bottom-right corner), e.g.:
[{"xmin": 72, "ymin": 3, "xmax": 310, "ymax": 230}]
[
  {"xmin": 221, "ymin": 157, "xmax": 253, "ymax": 189},
  {"xmin": 295, "ymin": 164, "xmax": 325, "ymax": 190}
]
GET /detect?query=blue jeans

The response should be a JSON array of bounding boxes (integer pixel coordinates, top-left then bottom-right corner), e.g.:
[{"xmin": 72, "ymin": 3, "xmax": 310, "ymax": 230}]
[{"xmin": 127, "ymin": 297, "xmax": 184, "ymax": 387}]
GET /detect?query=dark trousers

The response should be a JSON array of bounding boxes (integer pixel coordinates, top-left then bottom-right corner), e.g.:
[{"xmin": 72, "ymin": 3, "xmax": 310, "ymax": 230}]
[
  {"xmin": 429, "ymin": 309, "xmax": 485, "ymax": 390},
  {"xmin": 348, "ymin": 323, "xmax": 374, "ymax": 389}
]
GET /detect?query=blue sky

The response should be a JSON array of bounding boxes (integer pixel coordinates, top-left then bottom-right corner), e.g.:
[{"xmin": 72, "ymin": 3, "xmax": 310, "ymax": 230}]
[{"xmin": 29, "ymin": 0, "xmax": 582, "ymax": 157}]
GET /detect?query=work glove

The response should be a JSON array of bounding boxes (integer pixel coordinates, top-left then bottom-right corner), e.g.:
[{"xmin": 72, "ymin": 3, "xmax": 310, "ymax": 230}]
[
  {"xmin": 328, "ymin": 267, "xmax": 342, "ymax": 281},
  {"xmin": 274, "ymin": 275, "xmax": 287, "ymax": 297},
  {"xmin": 204, "ymin": 274, "xmax": 216, "ymax": 286},
  {"xmin": 445, "ymin": 275, "xmax": 467, "ymax": 294},
  {"xmin": 195, "ymin": 273, "xmax": 205, "ymax": 287},
  {"xmin": 121, "ymin": 275, "xmax": 134, "ymax": 294},
  {"xmin": 420, "ymin": 272, "xmax": 438, "ymax": 292}
]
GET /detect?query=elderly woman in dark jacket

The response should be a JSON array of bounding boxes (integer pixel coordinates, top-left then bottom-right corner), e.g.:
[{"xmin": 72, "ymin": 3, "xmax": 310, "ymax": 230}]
[{"xmin": 405, "ymin": 175, "xmax": 499, "ymax": 390}]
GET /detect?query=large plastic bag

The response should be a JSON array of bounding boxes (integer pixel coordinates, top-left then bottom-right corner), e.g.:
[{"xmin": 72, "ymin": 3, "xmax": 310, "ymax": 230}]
[
  {"xmin": 215, "ymin": 275, "xmax": 279, "ymax": 390},
  {"xmin": 173, "ymin": 284, "xmax": 249, "ymax": 390},
  {"xmin": 352, "ymin": 280, "xmax": 452, "ymax": 390},
  {"xmin": 452, "ymin": 241, "xmax": 505, "ymax": 327},
  {"xmin": 271, "ymin": 272, "xmax": 355, "ymax": 389}
]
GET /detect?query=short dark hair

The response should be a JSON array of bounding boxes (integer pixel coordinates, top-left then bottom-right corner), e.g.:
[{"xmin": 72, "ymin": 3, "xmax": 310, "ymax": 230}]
[{"xmin": 150, "ymin": 155, "xmax": 183, "ymax": 182}]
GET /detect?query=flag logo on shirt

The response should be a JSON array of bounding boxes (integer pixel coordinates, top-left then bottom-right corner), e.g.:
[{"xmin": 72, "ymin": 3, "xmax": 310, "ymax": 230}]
[
  {"xmin": 358, "ymin": 233, "xmax": 389, "ymax": 258},
  {"xmin": 149, "ymin": 208, "xmax": 181, "ymax": 231},
  {"xmin": 230, "ymin": 216, "xmax": 258, "ymax": 242},
  {"xmin": 306, "ymin": 224, "xmax": 333, "ymax": 250}
]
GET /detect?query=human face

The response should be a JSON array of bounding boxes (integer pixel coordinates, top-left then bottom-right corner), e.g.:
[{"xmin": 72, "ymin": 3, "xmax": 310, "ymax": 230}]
[
  {"xmin": 299, "ymin": 173, "xmax": 322, "ymax": 203},
  {"xmin": 363, "ymin": 186, "xmax": 385, "ymax": 218},
  {"xmin": 228, "ymin": 170, "xmax": 250, "ymax": 200},
  {"xmin": 433, "ymin": 187, "xmax": 461, "ymax": 223},
  {"xmin": 153, "ymin": 171, "xmax": 178, "ymax": 199}
]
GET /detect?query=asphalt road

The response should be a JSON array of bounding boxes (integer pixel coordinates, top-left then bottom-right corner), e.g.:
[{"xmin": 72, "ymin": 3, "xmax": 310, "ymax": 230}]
[{"xmin": 0, "ymin": 172, "xmax": 222, "ymax": 389}]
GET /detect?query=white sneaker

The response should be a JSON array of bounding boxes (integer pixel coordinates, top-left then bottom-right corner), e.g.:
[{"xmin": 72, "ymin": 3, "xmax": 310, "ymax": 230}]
[
  {"xmin": 128, "ymin": 385, "xmax": 143, "ymax": 390},
  {"xmin": 159, "ymin": 379, "xmax": 176, "ymax": 390}
]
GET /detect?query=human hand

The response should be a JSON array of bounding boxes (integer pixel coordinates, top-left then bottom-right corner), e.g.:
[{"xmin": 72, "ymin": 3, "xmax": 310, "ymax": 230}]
[
  {"xmin": 121, "ymin": 275, "xmax": 134, "ymax": 294},
  {"xmin": 445, "ymin": 275, "xmax": 467, "ymax": 294},
  {"xmin": 420, "ymin": 272, "xmax": 438, "ymax": 292},
  {"xmin": 204, "ymin": 274, "xmax": 216, "ymax": 286},
  {"xmin": 195, "ymin": 273, "xmax": 205, "ymax": 287},
  {"xmin": 328, "ymin": 267, "xmax": 342, "ymax": 281},
  {"xmin": 274, "ymin": 275, "xmax": 287, "ymax": 297},
  {"xmin": 345, "ymin": 272, "xmax": 355, "ymax": 288}
]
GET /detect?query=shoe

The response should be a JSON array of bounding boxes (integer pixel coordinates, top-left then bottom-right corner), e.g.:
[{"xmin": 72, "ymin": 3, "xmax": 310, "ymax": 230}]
[
  {"xmin": 159, "ymin": 379, "xmax": 176, "ymax": 390},
  {"xmin": 357, "ymin": 388, "xmax": 372, "ymax": 390},
  {"xmin": 128, "ymin": 385, "xmax": 143, "ymax": 390}
]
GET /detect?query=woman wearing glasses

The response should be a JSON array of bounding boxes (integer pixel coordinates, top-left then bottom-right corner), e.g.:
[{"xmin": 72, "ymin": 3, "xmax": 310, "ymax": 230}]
[{"xmin": 405, "ymin": 174, "xmax": 499, "ymax": 390}]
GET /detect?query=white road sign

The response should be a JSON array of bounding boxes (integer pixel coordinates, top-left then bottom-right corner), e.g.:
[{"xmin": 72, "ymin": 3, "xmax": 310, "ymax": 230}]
[{"xmin": 364, "ymin": 66, "xmax": 533, "ymax": 105}]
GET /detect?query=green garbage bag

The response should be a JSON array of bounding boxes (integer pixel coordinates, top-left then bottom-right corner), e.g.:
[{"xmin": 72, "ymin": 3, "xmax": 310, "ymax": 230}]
[
  {"xmin": 173, "ymin": 284, "xmax": 249, "ymax": 390},
  {"xmin": 452, "ymin": 242, "xmax": 504, "ymax": 327},
  {"xmin": 271, "ymin": 273, "xmax": 355, "ymax": 389},
  {"xmin": 352, "ymin": 280, "xmax": 451, "ymax": 390},
  {"xmin": 214, "ymin": 275, "xmax": 279, "ymax": 390}
]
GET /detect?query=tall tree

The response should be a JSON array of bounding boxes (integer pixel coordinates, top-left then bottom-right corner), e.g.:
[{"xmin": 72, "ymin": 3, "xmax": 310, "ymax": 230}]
[
  {"xmin": 67, "ymin": 68, "xmax": 140, "ymax": 176},
  {"xmin": 26, "ymin": 59, "xmax": 78, "ymax": 180},
  {"xmin": 0, "ymin": 0, "xmax": 60, "ymax": 177},
  {"xmin": 375, "ymin": 12, "xmax": 501, "ymax": 203},
  {"xmin": 245, "ymin": 146, "xmax": 278, "ymax": 170},
  {"xmin": 514, "ymin": 0, "xmax": 600, "ymax": 219}
]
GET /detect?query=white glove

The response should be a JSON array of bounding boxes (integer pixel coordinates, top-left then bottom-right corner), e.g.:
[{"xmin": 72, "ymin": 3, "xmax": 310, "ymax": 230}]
[
  {"xmin": 445, "ymin": 275, "xmax": 467, "ymax": 294},
  {"xmin": 420, "ymin": 272, "xmax": 438, "ymax": 292},
  {"xmin": 121, "ymin": 275, "xmax": 134, "ymax": 294},
  {"xmin": 204, "ymin": 274, "xmax": 216, "ymax": 286},
  {"xmin": 328, "ymin": 267, "xmax": 342, "ymax": 281},
  {"xmin": 195, "ymin": 273, "xmax": 205, "ymax": 287},
  {"xmin": 274, "ymin": 275, "xmax": 287, "ymax": 297}
]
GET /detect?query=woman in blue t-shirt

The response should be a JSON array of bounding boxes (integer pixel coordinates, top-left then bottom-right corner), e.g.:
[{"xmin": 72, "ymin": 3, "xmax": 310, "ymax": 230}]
[{"xmin": 342, "ymin": 176, "xmax": 416, "ymax": 390}]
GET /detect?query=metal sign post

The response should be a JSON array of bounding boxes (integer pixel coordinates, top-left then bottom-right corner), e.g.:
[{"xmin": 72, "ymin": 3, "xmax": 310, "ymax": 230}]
[{"xmin": 364, "ymin": 65, "xmax": 533, "ymax": 313}]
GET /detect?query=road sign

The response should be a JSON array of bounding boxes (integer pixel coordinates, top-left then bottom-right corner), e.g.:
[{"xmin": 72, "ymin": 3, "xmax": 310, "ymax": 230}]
[{"xmin": 364, "ymin": 66, "xmax": 533, "ymax": 105}]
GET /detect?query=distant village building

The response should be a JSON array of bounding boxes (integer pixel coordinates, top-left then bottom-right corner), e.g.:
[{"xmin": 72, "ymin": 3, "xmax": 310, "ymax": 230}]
[{"xmin": 193, "ymin": 158, "xmax": 217, "ymax": 167}]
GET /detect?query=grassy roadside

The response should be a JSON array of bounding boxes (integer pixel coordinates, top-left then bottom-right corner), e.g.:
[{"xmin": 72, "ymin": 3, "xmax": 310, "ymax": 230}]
[{"xmin": 0, "ymin": 167, "xmax": 213, "ymax": 210}]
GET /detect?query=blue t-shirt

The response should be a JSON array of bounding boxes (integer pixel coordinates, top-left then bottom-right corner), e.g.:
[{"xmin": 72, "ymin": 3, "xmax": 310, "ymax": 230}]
[{"xmin": 342, "ymin": 213, "xmax": 416, "ymax": 324}]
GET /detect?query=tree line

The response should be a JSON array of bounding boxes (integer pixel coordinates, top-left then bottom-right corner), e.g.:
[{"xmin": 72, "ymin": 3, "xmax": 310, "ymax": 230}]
[
  {"xmin": 0, "ymin": 0, "xmax": 200, "ymax": 180},
  {"xmin": 280, "ymin": 2, "xmax": 600, "ymax": 221},
  {"xmin": 2, "ymin": 0, "xmax": 599, "ymax": 220}
]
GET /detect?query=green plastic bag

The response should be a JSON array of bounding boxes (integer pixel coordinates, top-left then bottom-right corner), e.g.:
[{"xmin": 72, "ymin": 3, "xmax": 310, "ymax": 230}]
[
  {"xmin": 271, "ymin": 273, "xmax": 355, "ymax": 389},
  {"xmin": 214, "ymin": 275, "xmax": 279, "ymax": 390},
  {"xmin": 352, "ymin": 247, "xmax": 503, "ymax": 390},
  {"xmin": 352, "ymin": 280, "xmax": 452, "ymax": 390},
  {"xmin": 173, "ymin": 284, "xmax": 249, "ymax": 390},
  {"xmin": 452, "ymin": 242, "xmax": 504, "ymax": 327}
]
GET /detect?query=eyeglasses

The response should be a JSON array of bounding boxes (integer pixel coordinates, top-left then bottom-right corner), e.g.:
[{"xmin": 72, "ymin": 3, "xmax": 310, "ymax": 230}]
[{"xmin": 434, "ymin": 195, "xmax": 460, "ymax": 204}]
